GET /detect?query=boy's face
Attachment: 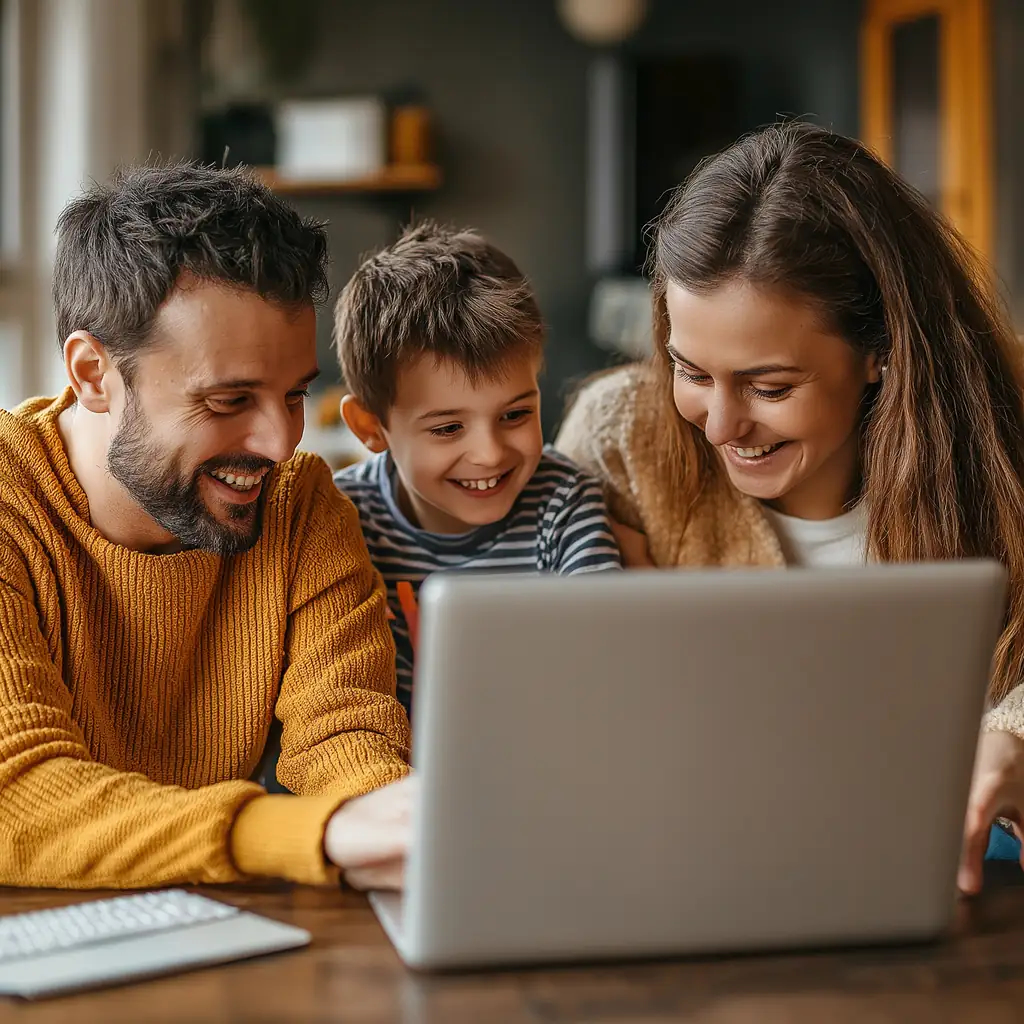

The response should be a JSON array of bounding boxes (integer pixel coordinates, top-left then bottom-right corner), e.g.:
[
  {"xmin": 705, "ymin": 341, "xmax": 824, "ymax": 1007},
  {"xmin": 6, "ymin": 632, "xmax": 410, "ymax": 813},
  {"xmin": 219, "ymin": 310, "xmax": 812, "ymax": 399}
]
[{"xmin": 377, "ymin": 350, "xmax": 543, "ymax": 534}]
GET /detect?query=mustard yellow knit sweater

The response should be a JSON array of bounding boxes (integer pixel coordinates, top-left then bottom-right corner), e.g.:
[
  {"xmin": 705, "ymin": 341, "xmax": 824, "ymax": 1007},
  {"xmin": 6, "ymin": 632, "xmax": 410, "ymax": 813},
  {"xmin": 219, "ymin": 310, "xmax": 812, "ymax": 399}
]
[{"xmin": 0, "ymin": 390, "xmax": 410, "ymax": 889}]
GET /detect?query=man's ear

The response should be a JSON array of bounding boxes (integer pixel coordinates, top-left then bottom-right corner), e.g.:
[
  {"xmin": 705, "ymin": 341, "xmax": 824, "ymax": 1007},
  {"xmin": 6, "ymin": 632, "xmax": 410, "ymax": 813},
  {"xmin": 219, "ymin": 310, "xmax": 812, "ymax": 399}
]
[
  {"xmin": 64, "ymin": 332, "xmax": 120, "ymax": 414},
  {"xmin": 340, "ymin": 395, "xmax": 388, "ymax": 453}
]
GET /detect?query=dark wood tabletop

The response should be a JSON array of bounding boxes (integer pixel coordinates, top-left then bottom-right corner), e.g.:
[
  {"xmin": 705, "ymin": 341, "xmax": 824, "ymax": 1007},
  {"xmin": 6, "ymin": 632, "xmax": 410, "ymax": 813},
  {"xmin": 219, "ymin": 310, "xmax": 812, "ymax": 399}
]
[{"xmin": 0, "ymin": 864, "xmax": 1022, "ymax": 1023}]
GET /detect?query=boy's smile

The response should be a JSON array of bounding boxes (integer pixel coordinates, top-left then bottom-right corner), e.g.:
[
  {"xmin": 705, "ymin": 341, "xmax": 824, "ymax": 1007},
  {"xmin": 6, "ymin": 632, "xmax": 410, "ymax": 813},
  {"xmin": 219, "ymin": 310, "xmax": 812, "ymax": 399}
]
[
  {"xmin": 346, "ymin": 350, "xmax": 544, "ymax": 535},
  {"xmin": 452, "ymin": 468, "xmax": 514, "ymax": 495}
]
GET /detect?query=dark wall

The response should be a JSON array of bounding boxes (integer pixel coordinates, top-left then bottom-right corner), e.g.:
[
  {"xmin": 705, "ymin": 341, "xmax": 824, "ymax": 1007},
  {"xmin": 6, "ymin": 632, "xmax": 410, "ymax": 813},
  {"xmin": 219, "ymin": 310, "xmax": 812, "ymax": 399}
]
[
  {"xmin": 252, "ymin": 0, "xmax": 863, "ymax": 435},
  {"xmin": 634, "ymin": 0, "xmax": 861, "ymax": 134}
]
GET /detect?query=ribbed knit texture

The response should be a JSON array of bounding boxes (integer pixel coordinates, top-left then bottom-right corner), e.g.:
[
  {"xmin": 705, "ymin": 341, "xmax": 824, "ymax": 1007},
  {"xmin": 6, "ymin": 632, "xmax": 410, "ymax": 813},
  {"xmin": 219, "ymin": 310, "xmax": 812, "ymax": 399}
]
[
  {"xmin": 0, "ymin": 390, "xmax": 410, "ymax": 889},
  {"xmin": 556, "ymin": 363, "xmax": 1024, "ymax": 736}
]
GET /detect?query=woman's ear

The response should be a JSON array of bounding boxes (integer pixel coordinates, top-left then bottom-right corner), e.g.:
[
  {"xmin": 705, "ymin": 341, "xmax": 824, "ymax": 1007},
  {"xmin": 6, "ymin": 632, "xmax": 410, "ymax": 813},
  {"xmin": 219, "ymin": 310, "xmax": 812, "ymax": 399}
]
[
  {"xmin": 340, "ymin": 395, "xmax": 388, "ymax": 453},
  {"xmin": 865, "ymin": 353, "xmax": 883, "ymax": 385}
]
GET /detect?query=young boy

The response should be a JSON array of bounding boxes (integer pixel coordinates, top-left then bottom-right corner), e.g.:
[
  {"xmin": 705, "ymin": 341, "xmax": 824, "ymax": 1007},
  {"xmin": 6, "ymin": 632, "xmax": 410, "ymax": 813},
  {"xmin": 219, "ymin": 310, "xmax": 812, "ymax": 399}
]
[{"xmin": 333, "ymin": 222, "xmax": 621, "ymax": 718}]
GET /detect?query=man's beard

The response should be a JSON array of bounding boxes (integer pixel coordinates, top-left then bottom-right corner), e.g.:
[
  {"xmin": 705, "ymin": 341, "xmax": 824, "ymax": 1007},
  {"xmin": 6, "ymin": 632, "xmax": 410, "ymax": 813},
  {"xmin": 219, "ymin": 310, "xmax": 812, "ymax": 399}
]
[{"xmin": 107, "ymin": 395, "xmax": 273, "ymax": 556}]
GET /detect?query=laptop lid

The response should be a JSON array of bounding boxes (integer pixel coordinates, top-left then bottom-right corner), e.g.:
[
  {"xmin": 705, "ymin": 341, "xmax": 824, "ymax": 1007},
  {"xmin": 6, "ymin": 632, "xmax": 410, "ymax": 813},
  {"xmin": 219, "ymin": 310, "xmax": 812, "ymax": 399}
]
[{"xmin": 398, "ymin": 562, "xmax": 1006, "ymax": 969}]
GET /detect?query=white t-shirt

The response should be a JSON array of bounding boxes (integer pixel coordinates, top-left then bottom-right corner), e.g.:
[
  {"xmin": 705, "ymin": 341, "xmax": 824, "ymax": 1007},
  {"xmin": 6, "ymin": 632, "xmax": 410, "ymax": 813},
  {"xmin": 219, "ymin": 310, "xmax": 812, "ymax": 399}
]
[{"xmin": 762, "ymin": 503, "xmax": 867, "ymax": 568}]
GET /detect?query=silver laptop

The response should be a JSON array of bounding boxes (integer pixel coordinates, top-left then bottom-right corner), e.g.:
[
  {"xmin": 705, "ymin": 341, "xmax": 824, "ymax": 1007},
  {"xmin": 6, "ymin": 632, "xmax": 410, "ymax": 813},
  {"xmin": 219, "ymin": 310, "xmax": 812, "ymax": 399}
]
[{"xmin": 371, "ymin": 562, "xmax": 1006, "ymax": 970}]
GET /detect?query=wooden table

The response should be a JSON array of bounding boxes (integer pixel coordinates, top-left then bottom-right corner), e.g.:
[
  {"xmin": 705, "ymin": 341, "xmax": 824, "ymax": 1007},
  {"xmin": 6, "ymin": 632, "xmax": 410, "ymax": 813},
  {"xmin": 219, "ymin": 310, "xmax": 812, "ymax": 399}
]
[{"xmin": 0, "ymin": 865, "xmax": 1023, "ymax": 1022}]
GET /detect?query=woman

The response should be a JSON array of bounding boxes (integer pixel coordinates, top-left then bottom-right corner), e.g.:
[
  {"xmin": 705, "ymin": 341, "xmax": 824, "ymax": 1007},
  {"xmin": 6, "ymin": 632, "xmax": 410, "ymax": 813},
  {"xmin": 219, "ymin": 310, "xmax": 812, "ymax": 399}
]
[{"xmin": 557, "ymin": 121, "xmax": 1024, "ymax": 892}]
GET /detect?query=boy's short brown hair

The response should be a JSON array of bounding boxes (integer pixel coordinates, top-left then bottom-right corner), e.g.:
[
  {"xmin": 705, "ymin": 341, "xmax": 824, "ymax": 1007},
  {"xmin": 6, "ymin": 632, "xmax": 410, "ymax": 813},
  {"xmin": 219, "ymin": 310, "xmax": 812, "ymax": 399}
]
[{"xmin": 333, "ymin": 221, "xmax": 543, "ymax": 421}]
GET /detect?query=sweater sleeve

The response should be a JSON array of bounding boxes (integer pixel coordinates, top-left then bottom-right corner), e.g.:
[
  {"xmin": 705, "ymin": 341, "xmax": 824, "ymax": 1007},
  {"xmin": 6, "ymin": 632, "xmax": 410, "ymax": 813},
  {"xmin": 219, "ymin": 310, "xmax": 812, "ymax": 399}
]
[
  {"xmin": 983, "ymin": 682, "xmax": 1024, "ymax": 738},
  {"xmin": 0, "ymin": 532, "xmax": 274, "ymax": 889},
  {"xmin": 554, "ymin": 369, "xmax": 646, "ymax": 532},
  {"xmin": 270, "ymin": 459, "xmax": 411, "ymax": 804}
]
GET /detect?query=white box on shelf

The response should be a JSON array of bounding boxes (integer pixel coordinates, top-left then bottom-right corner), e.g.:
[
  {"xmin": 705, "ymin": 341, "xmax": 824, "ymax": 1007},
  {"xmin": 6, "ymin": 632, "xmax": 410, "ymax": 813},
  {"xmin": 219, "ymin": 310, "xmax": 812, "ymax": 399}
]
[{"xmin": 275, "ymin": 97, "xmax": 386, "ymax": 181}]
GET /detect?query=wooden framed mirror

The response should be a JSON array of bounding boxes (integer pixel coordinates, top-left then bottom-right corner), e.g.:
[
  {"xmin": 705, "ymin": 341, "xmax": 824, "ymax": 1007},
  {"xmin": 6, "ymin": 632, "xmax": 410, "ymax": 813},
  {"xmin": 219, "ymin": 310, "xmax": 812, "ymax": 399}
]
[{"xmin": 861, "ymin": 0, "xmax": 992, "ymax": 260}]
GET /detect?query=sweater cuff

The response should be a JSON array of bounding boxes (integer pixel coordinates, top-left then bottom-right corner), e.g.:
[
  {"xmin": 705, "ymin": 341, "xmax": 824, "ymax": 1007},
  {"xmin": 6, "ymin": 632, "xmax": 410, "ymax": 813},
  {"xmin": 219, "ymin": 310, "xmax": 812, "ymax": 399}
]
[{"xmin": 230, "ymin": 793, "xmax": 345, "ymax": 885}]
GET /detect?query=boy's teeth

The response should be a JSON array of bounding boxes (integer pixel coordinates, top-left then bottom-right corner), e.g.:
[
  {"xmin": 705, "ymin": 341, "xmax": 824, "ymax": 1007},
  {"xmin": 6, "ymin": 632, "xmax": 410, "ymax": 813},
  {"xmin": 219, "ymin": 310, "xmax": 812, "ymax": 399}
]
[
  {"xmin": 459, "ymin": 476, "xmax": 501, "ymax": 491},
  {"xmin": 733, "ymin": 443, "xmax": 779, "ymax": 459}
]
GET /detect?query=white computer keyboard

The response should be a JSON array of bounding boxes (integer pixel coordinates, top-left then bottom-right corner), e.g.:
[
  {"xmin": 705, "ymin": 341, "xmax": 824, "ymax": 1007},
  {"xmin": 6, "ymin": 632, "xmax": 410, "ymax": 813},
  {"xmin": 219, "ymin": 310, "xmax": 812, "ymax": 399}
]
[
  {"xmin": 0, "ymin": 889, "xmax": 311, "ymax": 1000},
  {"xmin": 0, "ymin": 889, "xmax": 236, "ymax": 962}
]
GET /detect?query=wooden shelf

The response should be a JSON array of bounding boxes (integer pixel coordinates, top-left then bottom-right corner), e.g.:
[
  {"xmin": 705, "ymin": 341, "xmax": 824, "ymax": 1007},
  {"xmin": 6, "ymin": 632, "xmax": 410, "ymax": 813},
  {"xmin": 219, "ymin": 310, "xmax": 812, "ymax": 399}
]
[{"xmin": 255, "ymin": 164, "xmax": 442, "ymax": 195}]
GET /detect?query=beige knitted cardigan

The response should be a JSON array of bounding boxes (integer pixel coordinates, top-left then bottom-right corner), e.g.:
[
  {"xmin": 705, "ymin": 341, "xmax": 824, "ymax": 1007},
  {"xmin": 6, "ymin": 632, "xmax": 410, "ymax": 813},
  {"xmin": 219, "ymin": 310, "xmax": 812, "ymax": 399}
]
[{"xmin": 555, "ymin": 363, "xmax": 1024, "ymax": 736}]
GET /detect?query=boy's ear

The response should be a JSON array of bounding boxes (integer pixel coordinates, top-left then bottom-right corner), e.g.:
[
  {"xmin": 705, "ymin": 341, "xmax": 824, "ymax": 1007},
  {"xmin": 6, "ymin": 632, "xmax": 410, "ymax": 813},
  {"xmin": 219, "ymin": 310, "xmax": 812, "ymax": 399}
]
[{"xmin": 340, "ymin": 395, "xmax": 388, "ymax": 453}]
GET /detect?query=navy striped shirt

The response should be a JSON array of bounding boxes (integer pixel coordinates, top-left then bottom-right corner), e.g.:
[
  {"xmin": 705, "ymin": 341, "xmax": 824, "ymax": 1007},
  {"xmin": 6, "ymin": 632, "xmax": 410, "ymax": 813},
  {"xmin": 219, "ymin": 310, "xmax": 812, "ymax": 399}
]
[{"xmin": 334, "ymin": 447, "xmax": 621, "ymax": 717}]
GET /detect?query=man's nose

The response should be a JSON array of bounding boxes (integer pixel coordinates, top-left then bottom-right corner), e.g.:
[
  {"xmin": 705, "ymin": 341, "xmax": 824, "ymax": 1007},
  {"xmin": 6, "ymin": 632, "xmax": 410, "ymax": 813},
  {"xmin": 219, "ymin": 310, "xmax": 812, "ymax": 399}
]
[{"xmin": 244, "ymin": 403, "xmax": 300, "ymax": 465}]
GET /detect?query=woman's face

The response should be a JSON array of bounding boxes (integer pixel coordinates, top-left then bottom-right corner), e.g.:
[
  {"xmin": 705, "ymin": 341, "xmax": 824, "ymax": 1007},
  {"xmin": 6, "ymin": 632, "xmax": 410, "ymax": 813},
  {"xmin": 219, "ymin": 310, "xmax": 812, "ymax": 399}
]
[{"xmin": 665, "ymin": 279, "xmax": 880, "ymax": 520}]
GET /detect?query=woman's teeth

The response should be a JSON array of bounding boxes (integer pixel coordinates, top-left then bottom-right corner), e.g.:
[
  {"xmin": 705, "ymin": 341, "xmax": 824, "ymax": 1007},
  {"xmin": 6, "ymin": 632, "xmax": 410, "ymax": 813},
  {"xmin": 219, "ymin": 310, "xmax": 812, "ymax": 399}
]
[
  {"xmin": 210, "ymin": 469, "xmax": 265, "ymax": 492},
  {"xmin": 732, "ymin": 443, "xmax": 782, "ymax": 459},
  {"xmin": 457, "ymin": 475, "xmax": 502, "ymax": 491}
]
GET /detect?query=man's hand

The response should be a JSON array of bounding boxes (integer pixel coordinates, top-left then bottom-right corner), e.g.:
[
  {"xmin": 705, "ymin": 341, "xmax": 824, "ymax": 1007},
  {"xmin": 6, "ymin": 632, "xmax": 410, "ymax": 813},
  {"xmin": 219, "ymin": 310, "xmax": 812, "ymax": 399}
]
[
  {"xmin": 325, "ymin": 774, "xmax": 418, "ymax": 890},
  {"xmin": 611, "ymin": 519, "xmax": 655, "ymax": 568},
  {"xmin": 958, "ymin": 730, "xmax": 1024, "ymax": 894}
]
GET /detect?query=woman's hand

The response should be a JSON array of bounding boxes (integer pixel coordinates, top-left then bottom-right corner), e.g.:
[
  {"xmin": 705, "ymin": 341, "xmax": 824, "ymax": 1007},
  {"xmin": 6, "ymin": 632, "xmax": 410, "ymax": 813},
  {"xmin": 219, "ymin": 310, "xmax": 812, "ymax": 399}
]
[
  {"xmin": 324, "ymin": 774, "xmax": 418, "ymax": 890},
  {"xmin": 958, "ymin": 730, "xmax": 1024, "ymax": 894},
  {"xmin": 611, "ymin": 519, "xmax": 655, "ymax": 568}
]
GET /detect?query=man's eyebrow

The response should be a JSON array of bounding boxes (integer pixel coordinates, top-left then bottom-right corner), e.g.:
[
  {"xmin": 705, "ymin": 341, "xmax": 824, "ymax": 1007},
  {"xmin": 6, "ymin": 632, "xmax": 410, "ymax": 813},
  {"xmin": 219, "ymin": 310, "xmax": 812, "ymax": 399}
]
[
  {"xmin": 666, "ymin": 345, "xmax": 800, "ymax": 376},
  {"xmin": 187, "ymin": 379, "xmax": 261, "ymax": 395},
  {"xmin": 186, "ymin": 368, "xmax": 320, "ymax": 396}
]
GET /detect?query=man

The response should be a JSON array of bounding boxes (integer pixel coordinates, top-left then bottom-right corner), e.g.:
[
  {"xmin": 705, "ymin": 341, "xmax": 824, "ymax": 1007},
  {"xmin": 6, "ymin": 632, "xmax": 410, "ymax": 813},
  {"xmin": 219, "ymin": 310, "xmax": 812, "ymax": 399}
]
[{"xmin": 0, "ymin": 163, "xmax": 411, "ymax": 890}]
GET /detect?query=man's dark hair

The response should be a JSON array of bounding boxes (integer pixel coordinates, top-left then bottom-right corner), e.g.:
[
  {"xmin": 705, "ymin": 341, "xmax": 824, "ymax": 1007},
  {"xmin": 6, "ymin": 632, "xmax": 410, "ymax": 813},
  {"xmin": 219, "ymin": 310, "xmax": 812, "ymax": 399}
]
[
  {"xmin": 53, "ymin": 162, "xmax": 329, "ymax": 372},
  {"xmin": 334, "ymin": 220, "xmax": 543, "ymax": 422}
]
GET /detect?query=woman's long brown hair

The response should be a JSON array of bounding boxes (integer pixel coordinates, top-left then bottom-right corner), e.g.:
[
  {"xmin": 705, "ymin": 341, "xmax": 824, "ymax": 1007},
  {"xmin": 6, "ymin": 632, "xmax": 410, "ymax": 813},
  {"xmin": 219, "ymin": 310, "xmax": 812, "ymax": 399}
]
[{"xmin": 651, "ymin": 121, "xmax": 1024, "ymax": 701}]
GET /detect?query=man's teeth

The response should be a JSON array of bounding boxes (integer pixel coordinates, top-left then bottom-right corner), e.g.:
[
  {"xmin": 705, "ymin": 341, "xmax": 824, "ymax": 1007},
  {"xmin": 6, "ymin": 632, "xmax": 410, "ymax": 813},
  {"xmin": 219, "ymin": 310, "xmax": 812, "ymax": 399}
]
[
  {"xmin": 457, "ymin": 476, "xmax": 502, "ymax": 491},
  {"xmin": 733, "ymin": 443, "xmax": 781, "ymax": 459},
  {"xmin": 210, "ymin": 469, "xmax": 265, "ymax": 491}
]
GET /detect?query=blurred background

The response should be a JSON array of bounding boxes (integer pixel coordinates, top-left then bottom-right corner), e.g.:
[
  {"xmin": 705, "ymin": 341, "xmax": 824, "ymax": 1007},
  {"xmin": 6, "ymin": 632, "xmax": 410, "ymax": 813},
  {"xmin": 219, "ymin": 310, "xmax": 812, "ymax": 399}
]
[{"xmin": 0, "ymin": 0, "xmax": 1017, "ymax": 453}]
